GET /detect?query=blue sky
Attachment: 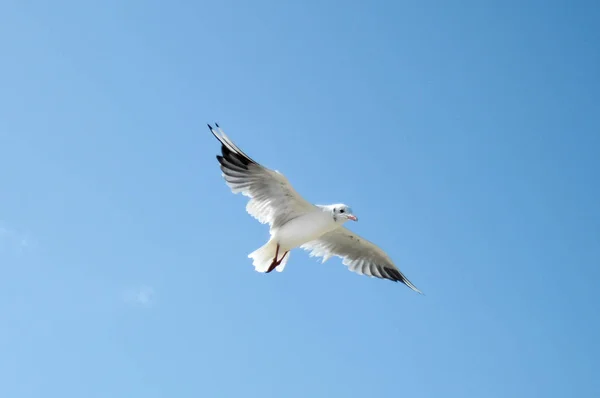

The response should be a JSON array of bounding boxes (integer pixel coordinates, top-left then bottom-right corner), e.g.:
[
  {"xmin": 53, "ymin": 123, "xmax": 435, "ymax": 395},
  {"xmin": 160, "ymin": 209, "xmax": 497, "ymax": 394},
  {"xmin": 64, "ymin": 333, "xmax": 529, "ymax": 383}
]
[{"xmin": 1, "ymin": 0, "xmax": 599, "ymax": 397}]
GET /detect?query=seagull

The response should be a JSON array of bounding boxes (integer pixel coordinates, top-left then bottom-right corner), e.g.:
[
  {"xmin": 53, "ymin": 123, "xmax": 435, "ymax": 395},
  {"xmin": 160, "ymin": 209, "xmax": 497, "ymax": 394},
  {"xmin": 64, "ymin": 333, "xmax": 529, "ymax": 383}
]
[{"xmin": 208, "ymin": 123, "xmax": 422, "ymax": 294}]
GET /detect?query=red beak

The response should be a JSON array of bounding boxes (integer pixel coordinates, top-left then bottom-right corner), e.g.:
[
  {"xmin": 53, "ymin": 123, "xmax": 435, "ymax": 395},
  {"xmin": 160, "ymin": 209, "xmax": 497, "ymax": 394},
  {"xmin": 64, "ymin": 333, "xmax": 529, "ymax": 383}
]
[{"xmin": 347, "ymin": 214, "xmax": 358, "ymax": 221}]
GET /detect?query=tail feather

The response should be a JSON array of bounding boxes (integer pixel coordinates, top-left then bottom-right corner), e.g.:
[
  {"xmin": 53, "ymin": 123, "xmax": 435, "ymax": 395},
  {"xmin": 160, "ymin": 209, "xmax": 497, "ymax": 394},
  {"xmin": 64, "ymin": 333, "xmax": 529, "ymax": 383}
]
[{"xmin": 248, "ymin": 240, "xmax": 290, "ymax": 273}]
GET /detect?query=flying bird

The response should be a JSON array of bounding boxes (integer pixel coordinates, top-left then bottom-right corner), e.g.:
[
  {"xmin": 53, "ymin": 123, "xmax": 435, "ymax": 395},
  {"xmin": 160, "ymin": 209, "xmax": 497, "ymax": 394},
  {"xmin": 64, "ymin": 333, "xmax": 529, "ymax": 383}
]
[{"xmin": 208, "ymin": 123, "xmax": 422, "ymax": 293}]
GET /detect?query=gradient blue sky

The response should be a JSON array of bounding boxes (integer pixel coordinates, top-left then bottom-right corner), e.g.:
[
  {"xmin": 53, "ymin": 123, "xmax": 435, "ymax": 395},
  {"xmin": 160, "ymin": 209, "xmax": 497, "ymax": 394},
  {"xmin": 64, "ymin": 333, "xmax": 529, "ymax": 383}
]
[{"xmin": 1, "ymin": 1, "xmax": 599, "ymax": 397}]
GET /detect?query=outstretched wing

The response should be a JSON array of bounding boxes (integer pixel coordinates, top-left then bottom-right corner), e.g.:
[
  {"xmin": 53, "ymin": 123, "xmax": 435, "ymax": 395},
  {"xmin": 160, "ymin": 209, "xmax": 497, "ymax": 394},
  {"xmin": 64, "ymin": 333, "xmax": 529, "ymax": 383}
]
[
  {"xmin": 300, "ymin": 227, "xmax": 422, "ymax": 293},
  {"xmin": 209, "ymin": 124, "xmax": 315, "ymax": 229}
]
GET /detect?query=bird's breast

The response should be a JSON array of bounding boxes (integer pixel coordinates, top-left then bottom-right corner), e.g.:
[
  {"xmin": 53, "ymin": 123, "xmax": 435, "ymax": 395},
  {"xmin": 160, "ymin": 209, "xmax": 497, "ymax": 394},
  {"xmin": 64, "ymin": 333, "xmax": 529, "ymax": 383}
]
[{"xmin": 273, "ymin": 211, "xmax": 337, "ymax": 250}]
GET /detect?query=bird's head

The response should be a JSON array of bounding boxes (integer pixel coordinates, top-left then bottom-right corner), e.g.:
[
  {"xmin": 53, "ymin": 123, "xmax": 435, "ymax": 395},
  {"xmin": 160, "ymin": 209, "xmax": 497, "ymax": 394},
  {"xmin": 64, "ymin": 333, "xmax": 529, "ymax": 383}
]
[{"xmin": 331, "ymin": 204, "xmax": 358, "ymax": 223}]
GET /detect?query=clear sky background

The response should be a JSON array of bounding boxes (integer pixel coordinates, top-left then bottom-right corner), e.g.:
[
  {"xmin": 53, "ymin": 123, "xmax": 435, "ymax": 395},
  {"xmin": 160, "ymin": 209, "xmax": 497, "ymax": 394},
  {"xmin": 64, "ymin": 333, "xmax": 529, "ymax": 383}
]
[{"xmin": 1, "ymin": 1, "xmax": 599, "ymax": 397}]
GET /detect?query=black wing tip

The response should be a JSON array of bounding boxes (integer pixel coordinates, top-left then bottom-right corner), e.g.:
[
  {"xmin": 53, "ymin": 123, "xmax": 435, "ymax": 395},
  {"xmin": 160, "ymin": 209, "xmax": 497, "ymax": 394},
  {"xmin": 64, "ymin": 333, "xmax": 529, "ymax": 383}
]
[
  {"xmin": 208, "ymin": 122, "xmax": 259, "ymax": 167},
  {"xmin": 406, "ymin": 283, "xmax": 424, "ymax": 295},
  {"xmin": 394, "ymin": 279, "xmax": 423, "ymax": 294},
  {"xmin": 403, "ymin": 280, "xmax": 424, "ymax": 295},
  {"xmin": 384, "ymin": 267, "xmax": 423, "ymax": 294},
  {"xmin": 208, "ymin": 123, "xmax": 225, "ymax": 145},
  {"xmin": 396, "ymin": 278, "xmax": 423, "ymax": 294}
]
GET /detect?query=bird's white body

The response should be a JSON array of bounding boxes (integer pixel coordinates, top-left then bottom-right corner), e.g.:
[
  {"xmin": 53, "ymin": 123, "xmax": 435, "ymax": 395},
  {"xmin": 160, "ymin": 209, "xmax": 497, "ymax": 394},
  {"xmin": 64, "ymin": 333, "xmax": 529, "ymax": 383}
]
[
  {"xmin": 249, "ymin": 207, "xmax": 341, "ymax": 272},
  {"xmin": 272, "ymin": 208, "xmax": 338, "ymax": 250}
]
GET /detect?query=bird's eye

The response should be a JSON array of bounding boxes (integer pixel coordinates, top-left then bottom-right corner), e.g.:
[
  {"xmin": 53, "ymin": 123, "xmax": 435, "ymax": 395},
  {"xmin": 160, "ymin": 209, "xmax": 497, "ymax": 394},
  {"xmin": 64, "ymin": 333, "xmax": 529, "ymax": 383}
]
[{"xmin": 340, "ymin": 209, "xmax": 345, "ymax": 213}]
